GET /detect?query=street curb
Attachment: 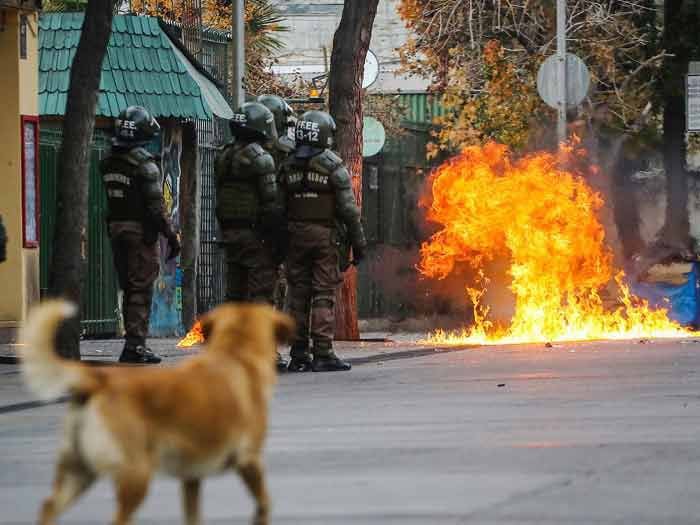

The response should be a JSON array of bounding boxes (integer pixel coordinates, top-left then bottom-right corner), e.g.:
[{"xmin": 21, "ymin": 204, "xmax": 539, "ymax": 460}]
[
  {"xmin": 0, "ymin": 345, "xmax": 478, "ymax": 415},
  {"xmin": 346, "ymin": 345, "xmax": 475, "ymax": 365}
]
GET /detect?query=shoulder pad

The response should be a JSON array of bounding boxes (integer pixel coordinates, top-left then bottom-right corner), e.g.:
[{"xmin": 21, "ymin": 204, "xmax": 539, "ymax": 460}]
[
  {"xmin": 276, "ymin": 136, "xmax": 296, "ymax": 154},
  {"xmin": 251, "ymin": 149, "xmax": 276, "ymax": 175},
  {"xmin": 330, "ymin": 164, "xmax": 352, "ymax": 190},
  {"xmin": 125, "ymin": 147, "xmax": 154, "ymax": 166},
  {"xmin": 138, "ymin": 160, "xmax": 161, "ymax": 181},
  {"xmin": 309, "ymin": 149, "xmax": 343, "ymax": 175},
  {"xmin": 237, "ymin": 142, "xmax": 266, "ymax": 165}
]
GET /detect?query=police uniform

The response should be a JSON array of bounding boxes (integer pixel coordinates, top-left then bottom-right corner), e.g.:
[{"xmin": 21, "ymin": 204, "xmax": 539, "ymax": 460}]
[
  {"xmin": 215, "ymin": 140, "xmax": 279, "ymax": 303},
  {"xmin": 99, "ymin": 106, "xmax": 179, "ymax": 364},
  {"xmin": 257, "ymin": 95, "xmax": 296, "ymax": 312},
  {"xmin": 282, "ymin": 111, "xmax": 367, "ymax": 372}
]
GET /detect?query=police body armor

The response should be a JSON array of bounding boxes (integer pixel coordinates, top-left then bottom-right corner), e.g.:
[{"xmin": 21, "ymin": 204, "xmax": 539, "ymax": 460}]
[
  {"xmin": 286, "ymin": 150, "xmax": 345, "ymax": 224},
  {"xmin": 216, "ymin": 141, "xmax": 276, "ymax": 227},
  {"xmin": 100, "ymin": 147, "xmax": 158, "ymax": 224}
]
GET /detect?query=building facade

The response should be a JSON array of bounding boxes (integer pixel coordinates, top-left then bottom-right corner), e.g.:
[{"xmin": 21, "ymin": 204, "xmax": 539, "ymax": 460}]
[
  {"xmin": 272, "ymin": 0, "xmax": 429, "ymax": 93},
  {"xmin": 0, "ymin": 1, "xmax": 41, "ymax": 340}
]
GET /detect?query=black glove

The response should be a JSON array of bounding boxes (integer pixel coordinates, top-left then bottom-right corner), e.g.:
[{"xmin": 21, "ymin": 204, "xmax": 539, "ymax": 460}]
[
  {"xmin": 351, "ymin": 244, "xmax": 366, "ymax": 265},
  {"xmin": 167, "ymin": 233, "xmax": 181, "ymax": 261}
]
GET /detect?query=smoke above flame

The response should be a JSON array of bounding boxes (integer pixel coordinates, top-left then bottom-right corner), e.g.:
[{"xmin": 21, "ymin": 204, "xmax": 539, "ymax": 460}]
[{"xmin": 418, "ymin": 141, "xmax": 693, "ymax": 345}]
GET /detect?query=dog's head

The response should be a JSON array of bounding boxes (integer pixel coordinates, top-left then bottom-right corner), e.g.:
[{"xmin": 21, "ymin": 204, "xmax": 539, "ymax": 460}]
[{"xmin": 199, "ymin": 303, "xmax": 295, "ymax": 360}]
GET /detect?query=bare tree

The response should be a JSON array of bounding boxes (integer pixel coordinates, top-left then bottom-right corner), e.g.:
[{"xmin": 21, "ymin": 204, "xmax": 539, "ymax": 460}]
[
  {"xmin": 328, "ymin": 0, "xmax": 380, "ymax": 340},
  {"xmin": 48, "ymin": 0, "xmax": 116, "ymax": 358}
]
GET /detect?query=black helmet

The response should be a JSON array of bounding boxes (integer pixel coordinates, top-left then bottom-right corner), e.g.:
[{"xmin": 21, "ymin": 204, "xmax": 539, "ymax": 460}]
[
  {"xmin": 257, "ymin": 94, "xmax": 294, "ymax": 137},
  {"xmin": 295, "ymin": 110, "xmax": 336, "ymax": 150},
  {"xmin": 229, "ymin": 102, "xmax": 277, "ymax": 142},
  {"xmin": 113, "ymin": 106, "xmax": 160, "ymax": 146}
]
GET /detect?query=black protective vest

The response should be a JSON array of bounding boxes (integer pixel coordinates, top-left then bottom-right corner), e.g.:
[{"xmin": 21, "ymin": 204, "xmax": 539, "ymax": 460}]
[
  {"xmin": 100, "ymin": 151, "xmax": 150, "ymax": 223},
  {"xmin": 215, "ymin": 143, "xmax": 263, "ymax": 224},
  {"xmin": 286, "ymin": 157, "xmax": 335, "ymax": 223}
]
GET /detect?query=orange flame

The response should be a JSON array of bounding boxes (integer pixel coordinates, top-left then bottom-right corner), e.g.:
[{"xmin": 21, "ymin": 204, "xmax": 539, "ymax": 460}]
[
  {"xmin": 177, "ymin": 320, "xmax": 205, "ymax": 348},
  {"xmin": 419, "ymin": 141, "xmax": 694, "ymax": 345}
]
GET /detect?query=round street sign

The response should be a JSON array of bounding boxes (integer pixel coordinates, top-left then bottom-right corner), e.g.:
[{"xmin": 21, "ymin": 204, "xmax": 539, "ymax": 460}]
[
  {"xmin": 363, "ymin": 116, "xmax": 386, "ymax": 157},
  {"xmin": 537, "ymin": 53, "xmax": 591, "ymax": 110},
  {"xmin": 363, "ymin": 49, "xmax": 379, "ymax": 89}
]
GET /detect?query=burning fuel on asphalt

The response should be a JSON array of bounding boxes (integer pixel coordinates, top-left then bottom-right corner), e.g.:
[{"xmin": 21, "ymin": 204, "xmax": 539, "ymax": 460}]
[{"xmin": 418, "ymin": 140, "xmax": 695, "ymax": 345}]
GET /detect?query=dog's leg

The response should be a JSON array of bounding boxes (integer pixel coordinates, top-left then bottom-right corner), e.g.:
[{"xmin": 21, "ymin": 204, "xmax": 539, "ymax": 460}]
[
  {"xmin": 39, "ymin": 453, "xmax": 96, "ymax": 525},
  {"xmin": 238, "ymin": 459, "xmax": 270, "ymax": 525},
  {"xmin": 111, "ymin": 468, "xmax": 151, "ymax": 525},
  {"xmin": 181, "ymin": 478, "xmax": 201, "ymax": 525}
]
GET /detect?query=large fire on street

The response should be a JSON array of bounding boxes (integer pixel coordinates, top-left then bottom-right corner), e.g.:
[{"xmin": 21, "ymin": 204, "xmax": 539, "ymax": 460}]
[{"xmin": 418, "ymin": 141, "xmax": 695, "ymax": 346}]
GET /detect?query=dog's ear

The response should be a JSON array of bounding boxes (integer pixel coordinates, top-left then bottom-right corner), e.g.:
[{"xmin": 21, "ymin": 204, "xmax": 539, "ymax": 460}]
[{"xmin": 272, "ymin": 310, "xmax": 296, "ymax": 344}]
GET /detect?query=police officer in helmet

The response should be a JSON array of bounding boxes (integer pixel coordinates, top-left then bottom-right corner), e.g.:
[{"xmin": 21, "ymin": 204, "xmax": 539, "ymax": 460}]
[
  {"xmin": 257, "ymin": 94, "xmax": 296, "ymax": 165},
  {"xmin": 216, "ymin": 102, "xmax": 287, "ymax": 369},
  {"xmin": 282, "ymin": 110, "xmax": 367, "ymax": 372},
  {"xmin": 257, "ymin": 94, "xmax": 295, "ymax": 312},
  {"xmin": 100, "ymin": 106, "xmax": 180, "ymax": 364}
]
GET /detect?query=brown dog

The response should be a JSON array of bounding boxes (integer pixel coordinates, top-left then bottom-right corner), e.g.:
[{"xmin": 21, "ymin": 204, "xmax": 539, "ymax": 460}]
[{"xmin": 20, "ymin": 300, "xmax": 294, "ymax": 525}]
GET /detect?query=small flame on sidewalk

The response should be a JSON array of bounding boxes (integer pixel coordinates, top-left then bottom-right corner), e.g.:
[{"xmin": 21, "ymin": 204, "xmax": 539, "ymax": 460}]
[{"xmin": 177, "ymin": 320, "xmax": 204, "ymax": 348}]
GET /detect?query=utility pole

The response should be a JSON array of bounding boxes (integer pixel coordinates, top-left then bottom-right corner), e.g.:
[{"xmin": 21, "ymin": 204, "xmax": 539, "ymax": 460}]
[
  {"xmin": 556, "ymin": 0, "xmax": 567, "ymax": 144},
  {"xmin": 231, "ymin": 0, "xmax": 245, "ymax": 109}
]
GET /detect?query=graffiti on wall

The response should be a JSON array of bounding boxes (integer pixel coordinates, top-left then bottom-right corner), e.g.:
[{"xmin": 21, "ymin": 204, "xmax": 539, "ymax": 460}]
[{"xmin": 150, "ymin": 126, "xmax": 185, "ymax": 336}]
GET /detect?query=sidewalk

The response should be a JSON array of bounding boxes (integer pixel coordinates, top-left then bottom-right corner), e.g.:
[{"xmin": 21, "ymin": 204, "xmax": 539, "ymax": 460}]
[{"xmin": 0, "ymin": 332, "xmax": 444, "ymax": 366}]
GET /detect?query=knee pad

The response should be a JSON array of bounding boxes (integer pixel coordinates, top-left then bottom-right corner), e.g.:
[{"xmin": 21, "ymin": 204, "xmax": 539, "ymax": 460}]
[
  {"xmin": 311, "ymin": 296, "xmax": 334, "ymax": 310},
  {"xmin": 129, "ymin": 291, "xmax": 150, "ymax": 307}
]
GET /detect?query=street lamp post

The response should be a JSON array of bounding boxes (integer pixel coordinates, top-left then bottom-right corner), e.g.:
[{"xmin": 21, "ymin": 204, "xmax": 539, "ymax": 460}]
[
  {"xmin": 231, "ymin": 0, "xmax": 245, "ymax": 109},
  {"xmin": 557, "ymin": 0, "xmax": 567, "ymax": 144}
]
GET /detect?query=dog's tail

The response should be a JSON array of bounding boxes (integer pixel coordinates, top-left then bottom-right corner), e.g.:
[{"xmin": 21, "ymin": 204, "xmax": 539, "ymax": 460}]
[{"xmin": 20, "ymin": 300, "xmax": 98, "ymax": 401}]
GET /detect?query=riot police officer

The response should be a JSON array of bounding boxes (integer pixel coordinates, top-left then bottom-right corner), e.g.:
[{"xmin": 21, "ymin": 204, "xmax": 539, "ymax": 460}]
[
  {"xmin": 257, "ymin": 94, "xmax": 295, "ymax": 167},
  {"xmin": 282, "ymin": 110, "xmax": 367, "ymax": 372},
  {"xmin": 257, "ymin": 94, "xmax": 295, "ymax": 312},
  {"xmin": 215, "ymin": 102, "xmax": 287, "ymax": 369},
  {"xmin": 100, "ymin": 106, "xmax": 180, "ymax": 364},
  {"xmin": 216, "ymin": 102, "xmax": 282, "ymax": 302}
]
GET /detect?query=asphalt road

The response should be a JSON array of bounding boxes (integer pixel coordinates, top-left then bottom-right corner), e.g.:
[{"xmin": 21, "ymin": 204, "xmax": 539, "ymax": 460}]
[{"xmin": 1, "ymin": 338, "xmax": 700, "ymax": 524}]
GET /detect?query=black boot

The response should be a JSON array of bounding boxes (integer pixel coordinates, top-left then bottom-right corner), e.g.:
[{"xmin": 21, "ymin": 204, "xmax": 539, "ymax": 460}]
[
  {"xmin": 311, "ymin": 341, "xmax": 351, "ymax": 372},
  {"xmin": 287, "ymin": 342, "xmax": 313, "ymax": 373},
  {"xmin": 276, "ymin": 351, "xmax": 289, "ymax": 373},
  {"xmin": 119, "ymin": 344, "xmax": 162, "ymax": 364}
]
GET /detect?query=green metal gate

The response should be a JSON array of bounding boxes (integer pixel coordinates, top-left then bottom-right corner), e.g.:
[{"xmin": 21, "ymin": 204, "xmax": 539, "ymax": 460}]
[{"xmin": 40, "ymin": 126, "xmax": 120, "ymax": 337}]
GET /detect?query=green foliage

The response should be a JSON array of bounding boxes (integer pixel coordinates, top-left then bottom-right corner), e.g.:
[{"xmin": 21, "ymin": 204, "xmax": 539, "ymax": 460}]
[{"xmin": 399, "ymin": 0, "xmax": 665, "ymax": 154}]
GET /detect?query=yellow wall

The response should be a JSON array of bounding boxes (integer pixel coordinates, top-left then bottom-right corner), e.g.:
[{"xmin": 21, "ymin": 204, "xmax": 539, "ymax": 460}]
[{"xmin": 0, "ymin": 9, "xmax": 40, "ymax": 329}]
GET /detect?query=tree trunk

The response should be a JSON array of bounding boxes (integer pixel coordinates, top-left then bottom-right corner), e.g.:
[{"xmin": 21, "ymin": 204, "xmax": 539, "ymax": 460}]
[
  {"xmin": 180, "ymin": 122, "xmax": 200, "ymax": 329},
  {"xmin": 612, "ymin": 153, "xmax": 645, "ymax": 261},
  {"xmin": 48, "ymin": 1, "xmax": 115, "ymax": 359},
  {"xmin": 328, "ymin": 0, "xmax": 379, "ymax": 340},
  {"xmin": 658, "ymin": 0, "xmax": 692, "ymax": 251}
]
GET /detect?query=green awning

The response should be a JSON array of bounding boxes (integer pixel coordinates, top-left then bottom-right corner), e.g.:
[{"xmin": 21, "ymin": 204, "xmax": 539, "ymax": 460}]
[{"xmin": 39, "ymin": 13, "xmax": 232, "ymax": 121}]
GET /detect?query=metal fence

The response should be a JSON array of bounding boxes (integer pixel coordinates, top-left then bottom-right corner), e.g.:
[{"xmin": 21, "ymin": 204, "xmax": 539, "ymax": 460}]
[
  {"xmin": 195, "ymin": 117, "xmax": 228, "ymax": 314},
  {"xmin": 39, "ymin": 126, "xmax": 120, "ymax": 336},
  {"xmin": 357, "ymin": 94, "xmax": 439, "ymax": 318},
  {"xmin": 195, "ymin": 26, "xmax": 230, "ymax": 314}
]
